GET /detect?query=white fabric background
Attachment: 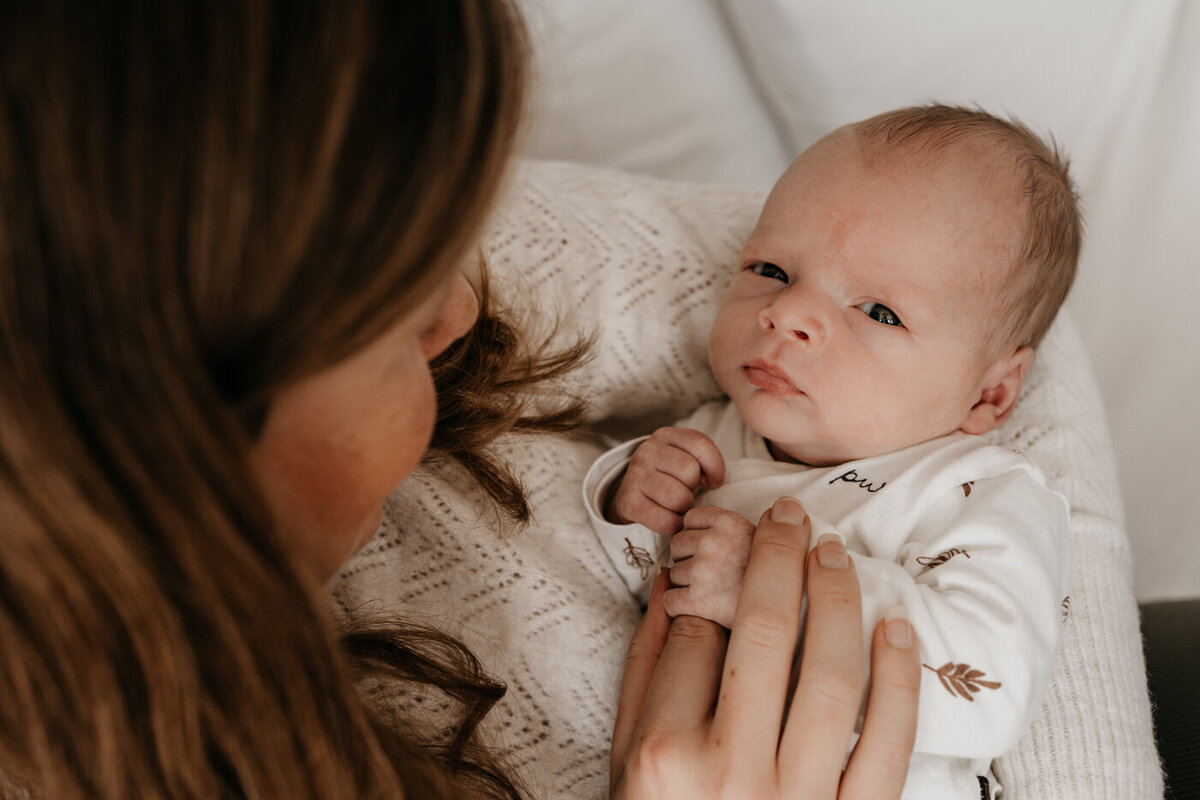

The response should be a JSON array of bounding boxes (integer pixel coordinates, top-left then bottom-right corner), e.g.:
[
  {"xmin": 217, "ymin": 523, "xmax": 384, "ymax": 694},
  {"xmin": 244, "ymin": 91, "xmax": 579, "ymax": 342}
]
[{"xmin": 518, "ymin": 0, "xmax": 1200, "ymax": 601}]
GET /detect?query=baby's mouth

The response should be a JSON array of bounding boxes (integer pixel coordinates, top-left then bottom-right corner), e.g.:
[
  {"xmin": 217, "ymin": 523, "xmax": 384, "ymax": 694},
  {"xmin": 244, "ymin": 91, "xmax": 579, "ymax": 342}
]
[{"xmin": 743, "ymin": 362, "xmax": 803, "ymax": 395}]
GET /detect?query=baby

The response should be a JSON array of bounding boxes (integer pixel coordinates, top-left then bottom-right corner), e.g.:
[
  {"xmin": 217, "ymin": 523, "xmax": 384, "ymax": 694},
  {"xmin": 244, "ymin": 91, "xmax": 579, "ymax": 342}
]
[{"xmin": 584, "ymin": 105, "xmax": 1078, "ymax": 799}]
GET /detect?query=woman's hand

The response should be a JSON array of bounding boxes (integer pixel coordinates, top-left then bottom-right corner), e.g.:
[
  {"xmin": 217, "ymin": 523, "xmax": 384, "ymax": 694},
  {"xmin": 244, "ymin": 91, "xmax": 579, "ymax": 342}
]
[{"xmin": 610, "ymin": 496, "xmax": 921, "ymax": 799}]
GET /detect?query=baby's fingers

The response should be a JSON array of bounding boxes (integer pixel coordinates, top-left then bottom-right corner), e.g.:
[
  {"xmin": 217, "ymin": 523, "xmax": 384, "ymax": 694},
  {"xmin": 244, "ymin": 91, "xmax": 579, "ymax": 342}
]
[
  {"xmin": 667, "ymin": 525, "xmax": 707, "ymax": 562},
  {"xmin": 662, "ymin": 583, "xmax": 739, "ymax": 629},
  {"xmin": 644, "ymin": 427, "xmax": 726, "ymax": 489},
  {"xmin": 609, "ymin": 480, "xmax": 687, "ymax": 535}
]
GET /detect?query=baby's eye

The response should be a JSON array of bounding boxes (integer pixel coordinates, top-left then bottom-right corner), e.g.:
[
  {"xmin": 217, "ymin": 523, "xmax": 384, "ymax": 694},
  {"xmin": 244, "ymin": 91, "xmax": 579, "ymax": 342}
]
[
  {"xmin": 750, "ymin": 262, "xmax": 788, "ymax": 283},
  {"xmin": 857, "ymin": 301, "xmax": 904, "ymax": 327}
]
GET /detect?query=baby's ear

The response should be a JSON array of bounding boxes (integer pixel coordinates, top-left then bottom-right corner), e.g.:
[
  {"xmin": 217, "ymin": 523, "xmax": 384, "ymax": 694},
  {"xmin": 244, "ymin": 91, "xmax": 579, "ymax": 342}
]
[{"xmin": 960, "ymin": 347, "xmax": 1034, "ymax": 435}]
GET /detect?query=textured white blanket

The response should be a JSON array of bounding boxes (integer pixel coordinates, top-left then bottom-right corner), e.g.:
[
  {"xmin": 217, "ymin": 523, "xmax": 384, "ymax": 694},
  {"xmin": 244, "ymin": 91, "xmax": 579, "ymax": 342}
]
[{"xmin": 331, "ymin": 161, "xmax": 1162, "ymax": 799}]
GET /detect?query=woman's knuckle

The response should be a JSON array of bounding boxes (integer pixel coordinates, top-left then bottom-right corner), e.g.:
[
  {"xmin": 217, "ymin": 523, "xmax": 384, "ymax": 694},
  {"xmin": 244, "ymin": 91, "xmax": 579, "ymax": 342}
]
[
  {"xmin": 635, "ymin": 730, "xmax": 677, "ymax": 760},
  {"xmin": 668, "ymin": 613, "xmax": 722, "ymax": 645},
  {"xmin": 809, "ymin": 672, "xmax": 862, "ymax": 708},
  {"xmin": 735, "ymin": 608, "xmax": 795, "ymax": 650},
  {"xmin": 813, "ymin": 582, "xmax": 859, "ymax": 610},
  {"xmin": 623, "ymin": 631, "xmax": 657, "ymax": 667},
  {"xmin": 753, "ymin": 536, "xmax": 807, "ymax": 566},
  {"xmin": 627, "ymin": 731, "xmax": 689, "ymax": 786}
]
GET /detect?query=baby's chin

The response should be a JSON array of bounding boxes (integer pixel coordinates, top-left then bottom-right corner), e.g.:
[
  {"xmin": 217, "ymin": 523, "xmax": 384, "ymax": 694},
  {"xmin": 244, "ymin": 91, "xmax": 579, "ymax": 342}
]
[
  {"xmin": 764, "ymin": 438, "xmax": 845, "ymax": 468},
  {"xmin": 744, "ymin": 416, "xmax": 839, "ymax": 465},
  {"xmin": 737, "ymin": 407, "xmax": 868, "ymax": 467},
  {"xmin": 730, "ymin": 400, "xmax": 835, "ymax": 465}
]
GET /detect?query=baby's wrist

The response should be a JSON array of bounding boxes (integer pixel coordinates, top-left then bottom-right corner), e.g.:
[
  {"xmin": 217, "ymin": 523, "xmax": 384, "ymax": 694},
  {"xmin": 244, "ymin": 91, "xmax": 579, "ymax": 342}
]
[{"xmin": 602, "ymin": 471, "xmax": 629, "ymax": 524}]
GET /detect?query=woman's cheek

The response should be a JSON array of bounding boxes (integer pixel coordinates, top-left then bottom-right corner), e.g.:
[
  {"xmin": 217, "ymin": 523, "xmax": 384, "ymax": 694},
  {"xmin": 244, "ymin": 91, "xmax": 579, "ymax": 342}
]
[
  {"xmin": 381, "ymin": 362, "xmax": 439, "ymax": 490},
  {"xmin": 315, "ymin": 366, "xmax": 439, "ymax": 576},
  {"xmin": 249, "ymin": 338, "xmax": 444, "ymax": 580}
]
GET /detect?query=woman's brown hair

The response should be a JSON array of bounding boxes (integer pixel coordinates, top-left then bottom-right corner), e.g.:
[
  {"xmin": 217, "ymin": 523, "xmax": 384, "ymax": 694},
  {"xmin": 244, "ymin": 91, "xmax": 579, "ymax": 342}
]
[{"xmin": 0, "ymin": 1, "xmax": 578, "ymax": 797}]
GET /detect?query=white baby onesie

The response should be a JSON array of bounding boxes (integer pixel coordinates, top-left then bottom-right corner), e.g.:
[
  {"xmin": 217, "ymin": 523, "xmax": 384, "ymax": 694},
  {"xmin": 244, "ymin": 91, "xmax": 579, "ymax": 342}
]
[{"xmin": 584, "ymin": 400, "xmax": 1071, "ymax": 799}]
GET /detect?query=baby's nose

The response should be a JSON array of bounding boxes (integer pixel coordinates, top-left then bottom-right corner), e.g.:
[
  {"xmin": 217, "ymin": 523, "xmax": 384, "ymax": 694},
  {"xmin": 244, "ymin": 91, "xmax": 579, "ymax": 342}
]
[{"xmin": 758, "ymin": 291, "xmax": 826, "ymax": 346}]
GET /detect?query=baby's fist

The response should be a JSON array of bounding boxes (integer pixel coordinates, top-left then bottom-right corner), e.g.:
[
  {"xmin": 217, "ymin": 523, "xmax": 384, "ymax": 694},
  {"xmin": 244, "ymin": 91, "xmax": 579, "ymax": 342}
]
[
  {"xmin": 606, "ymin": 427, "xmax": 725, "ymax": 536},
  {"xmin": 662, "ymin": 506, "xmax": 756, "ymax": 627}
]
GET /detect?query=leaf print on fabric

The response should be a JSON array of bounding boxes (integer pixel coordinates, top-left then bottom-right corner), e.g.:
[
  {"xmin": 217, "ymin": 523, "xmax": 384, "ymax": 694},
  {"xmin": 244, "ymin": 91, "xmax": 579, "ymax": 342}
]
[
  {"xmin": 923, "ymin": 662, "xmax": 1002, "ymax": 701},
  {"xmin": 916, "ymin": 548, "xmax": 970, "ymax": 574},
  {"xmin": 623, "ymin": 537, "xmax": 655, "ymax": 580},
  {"xmin": 962, "ymin": 481, "xmax": 974, "ymax": 497}
]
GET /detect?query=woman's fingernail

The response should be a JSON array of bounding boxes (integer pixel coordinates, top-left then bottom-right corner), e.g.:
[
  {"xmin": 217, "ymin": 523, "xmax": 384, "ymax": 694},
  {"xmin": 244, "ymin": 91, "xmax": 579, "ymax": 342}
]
[
  {"xmin": 770, "ymin": 497, "xmax": 808, "ymax": 525},
  {"xmin": 816, "ymin": 532, "xmax": 849, "ymax": 569},
  {"xmin": 884, "ymin": 605, "xmax": 913, "ymax": 648}
]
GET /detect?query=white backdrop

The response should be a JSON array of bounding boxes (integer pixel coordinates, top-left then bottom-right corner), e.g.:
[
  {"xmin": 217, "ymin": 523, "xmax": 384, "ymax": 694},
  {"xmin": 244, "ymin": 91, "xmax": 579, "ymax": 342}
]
[{"xmin": 518, "ymin": 0, "xmax": 1200, "ymax": 601}]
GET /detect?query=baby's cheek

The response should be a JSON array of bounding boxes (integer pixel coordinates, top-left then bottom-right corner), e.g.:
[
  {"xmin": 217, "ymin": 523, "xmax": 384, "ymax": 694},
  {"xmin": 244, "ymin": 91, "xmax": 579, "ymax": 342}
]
[{"xmin": 707, "ymin": 318, "xmax": 743, "ymax": 378}]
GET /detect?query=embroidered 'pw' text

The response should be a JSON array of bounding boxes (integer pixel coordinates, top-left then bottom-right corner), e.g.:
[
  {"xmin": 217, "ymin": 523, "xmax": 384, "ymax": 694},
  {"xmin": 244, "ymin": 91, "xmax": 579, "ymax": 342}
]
[{"xmin": 829, "ymin": 468, "xmax": 886, "ymax": 493}]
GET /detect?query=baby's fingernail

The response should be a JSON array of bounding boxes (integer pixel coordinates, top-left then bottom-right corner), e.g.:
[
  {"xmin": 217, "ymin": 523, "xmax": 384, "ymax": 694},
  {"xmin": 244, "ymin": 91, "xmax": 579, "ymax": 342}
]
[
  {"xmin": 816, "ymin": 532, "xmax": 849, "ymax": 569},
  {"xmin": 770, "ymin": 497, "xmax": 808, "ymax": 525},
  {"xmin": 884, "ymin": 605, "xmax": 913, "ymax": 648}
]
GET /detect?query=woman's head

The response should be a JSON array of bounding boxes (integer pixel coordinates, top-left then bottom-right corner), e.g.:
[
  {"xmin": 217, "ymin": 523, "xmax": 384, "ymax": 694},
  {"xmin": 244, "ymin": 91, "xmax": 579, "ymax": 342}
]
[
  {"xmin": 1, "ymin": 0, "xmax": 530, "ymax": 796},
  {"xmin": 251, "ymin": 271, "xmax": 481, "ymax": 580}
]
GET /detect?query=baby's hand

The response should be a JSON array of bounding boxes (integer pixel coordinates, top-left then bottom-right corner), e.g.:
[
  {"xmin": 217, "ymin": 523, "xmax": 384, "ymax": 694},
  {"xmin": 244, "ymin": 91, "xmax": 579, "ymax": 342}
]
[
  {"xmin": 606, "ymin": 427, "xmax": 725, "ymax": 536},
  {"xmin": 663, "ymin": 505, "xmax": 756, "ymax": 628}
]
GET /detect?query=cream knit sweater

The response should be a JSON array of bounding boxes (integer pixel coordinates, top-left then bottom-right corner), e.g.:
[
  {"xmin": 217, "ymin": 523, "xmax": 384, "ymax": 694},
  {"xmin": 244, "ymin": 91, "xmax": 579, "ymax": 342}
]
[{"xmin": 331, "ymin": 161, "xmax": 1163, "ymax": 799}]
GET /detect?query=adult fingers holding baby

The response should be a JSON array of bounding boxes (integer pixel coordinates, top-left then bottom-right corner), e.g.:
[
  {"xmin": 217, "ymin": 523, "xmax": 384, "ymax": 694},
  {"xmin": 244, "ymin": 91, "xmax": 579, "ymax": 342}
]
[
  {"xmin": 606, "ymin": 426, "xmax": 726, "ymax": 534},
  {"xmin": 611, "ymin": 497, "xmax": 922, "ymax": 799}
]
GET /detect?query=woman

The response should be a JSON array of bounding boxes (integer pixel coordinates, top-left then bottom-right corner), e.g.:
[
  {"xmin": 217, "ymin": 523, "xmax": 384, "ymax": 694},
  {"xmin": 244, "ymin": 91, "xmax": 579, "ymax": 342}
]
[{"xmin": 0, "ymin": 2, "xmax": 919, "ymax": 797}]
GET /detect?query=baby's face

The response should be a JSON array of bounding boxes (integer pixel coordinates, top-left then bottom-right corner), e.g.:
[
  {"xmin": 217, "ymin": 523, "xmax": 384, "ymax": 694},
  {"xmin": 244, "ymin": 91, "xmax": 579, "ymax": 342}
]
[{"xmin": 709, "ymin": 130, "xmax": 1024, "ymax": 466}]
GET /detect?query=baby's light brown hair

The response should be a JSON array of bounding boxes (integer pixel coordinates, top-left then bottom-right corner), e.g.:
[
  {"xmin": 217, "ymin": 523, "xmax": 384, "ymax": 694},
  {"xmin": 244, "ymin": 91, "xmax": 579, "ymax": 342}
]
[{"xmin": 854, "ymin": 104, "xmax": 1082, "ymax": 352}]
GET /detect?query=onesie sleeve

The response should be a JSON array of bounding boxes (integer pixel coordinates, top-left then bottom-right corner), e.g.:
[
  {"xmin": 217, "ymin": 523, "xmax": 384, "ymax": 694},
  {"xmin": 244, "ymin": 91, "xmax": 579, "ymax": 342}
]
[
  {"xmin": 582, "ymin": 435, "xmax": 669, "ymax": 604},
  {"xmin": 849, "ymin": 468, "xmax": 1070, "ymax": 760}
]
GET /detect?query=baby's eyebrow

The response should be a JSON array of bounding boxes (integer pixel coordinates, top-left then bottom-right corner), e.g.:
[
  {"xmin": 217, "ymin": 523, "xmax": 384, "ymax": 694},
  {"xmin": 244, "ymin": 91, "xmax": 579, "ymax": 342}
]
[{"xmin": 739, "ymin": 226, "xmax": 799, "ymax": 255}]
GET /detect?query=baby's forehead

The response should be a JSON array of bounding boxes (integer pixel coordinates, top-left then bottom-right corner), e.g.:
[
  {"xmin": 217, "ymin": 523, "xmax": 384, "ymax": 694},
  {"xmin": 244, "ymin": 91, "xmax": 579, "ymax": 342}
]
[
  {"xmin": 798, "ymin": 122, "xmax": 1027, "ymax": 197},
  {"xmin": 791, "ymin": 131, "xmax": 1028, "ymax": 248}
]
